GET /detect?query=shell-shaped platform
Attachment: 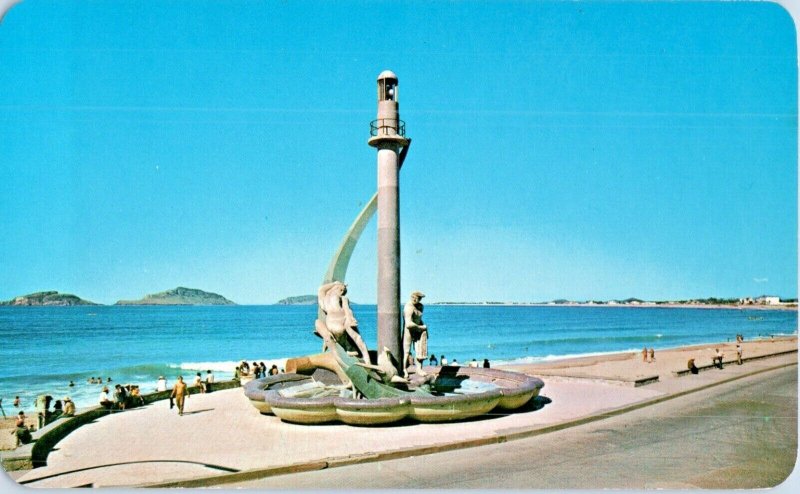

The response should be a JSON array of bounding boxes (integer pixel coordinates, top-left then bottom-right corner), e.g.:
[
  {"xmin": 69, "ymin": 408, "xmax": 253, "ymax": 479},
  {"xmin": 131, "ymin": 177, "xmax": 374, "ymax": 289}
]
[{"xmin": 244, "ymin": 366, "xmax": 544, "ymax": 425}]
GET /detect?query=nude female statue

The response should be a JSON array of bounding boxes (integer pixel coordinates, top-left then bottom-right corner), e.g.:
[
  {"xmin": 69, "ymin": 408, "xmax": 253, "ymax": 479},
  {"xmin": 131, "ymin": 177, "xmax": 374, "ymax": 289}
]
[{"xmin": 315, "ymin": 281, "xmax": 371, "ymax": 364}]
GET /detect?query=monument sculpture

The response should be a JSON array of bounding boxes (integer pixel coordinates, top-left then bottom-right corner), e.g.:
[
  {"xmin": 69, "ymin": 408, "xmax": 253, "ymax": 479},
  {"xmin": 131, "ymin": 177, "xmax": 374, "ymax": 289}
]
[
  {"xmin": 243, "ymin": 71, "xmax": 544, "ymax": 424},
  {"xmin": 402, "ymin": 291, "xmax": 428, "ymax": 377},
  {"xmin": 315, "ymin": 281, "xmax": 370, "ymax": 363}
]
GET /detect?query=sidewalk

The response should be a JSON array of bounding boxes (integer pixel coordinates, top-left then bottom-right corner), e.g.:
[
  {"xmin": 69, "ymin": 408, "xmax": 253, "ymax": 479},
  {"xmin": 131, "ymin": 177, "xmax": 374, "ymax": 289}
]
[{"xmin": 11, "ymin": 350, "xmax": 798, "ymax": 488}]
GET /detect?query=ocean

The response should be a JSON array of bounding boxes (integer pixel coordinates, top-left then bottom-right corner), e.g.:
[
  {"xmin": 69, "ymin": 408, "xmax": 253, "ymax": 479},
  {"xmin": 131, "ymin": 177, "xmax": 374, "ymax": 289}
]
[{"xmin": 0, "ymin": 305, "xmax": 796, "ymax": 409}]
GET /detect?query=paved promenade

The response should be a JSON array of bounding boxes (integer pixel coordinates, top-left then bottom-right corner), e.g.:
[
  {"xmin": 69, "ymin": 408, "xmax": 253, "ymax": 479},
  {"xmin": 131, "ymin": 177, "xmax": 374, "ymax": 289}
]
[
  {"xmin": 10, "ymin": 347, "xmax": 798, "ymax": 488},
  {"xmin": 229, "ymin": 365, "xmax": 798, "ymax": 489}
]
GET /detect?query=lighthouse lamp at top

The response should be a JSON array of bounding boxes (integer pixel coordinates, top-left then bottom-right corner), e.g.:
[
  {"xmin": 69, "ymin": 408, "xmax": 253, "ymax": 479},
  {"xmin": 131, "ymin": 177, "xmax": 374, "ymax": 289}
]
[{"xmin": 369, "ymin": 70, "xmax": 407, "ymax": 143}]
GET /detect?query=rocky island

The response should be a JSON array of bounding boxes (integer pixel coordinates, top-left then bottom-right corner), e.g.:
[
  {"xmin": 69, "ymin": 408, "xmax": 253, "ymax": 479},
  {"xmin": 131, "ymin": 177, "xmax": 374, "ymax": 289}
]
[
  {"xmin": 115, "ymin": 287, "xmax": 236, "ymax": 306},
  {"xmin": 0, "ymin": 291, "xmax": 99, "ymax": 306},
  {"xmin": 276, "ymin": 295, "xmax": 317, "ymax": 305}
]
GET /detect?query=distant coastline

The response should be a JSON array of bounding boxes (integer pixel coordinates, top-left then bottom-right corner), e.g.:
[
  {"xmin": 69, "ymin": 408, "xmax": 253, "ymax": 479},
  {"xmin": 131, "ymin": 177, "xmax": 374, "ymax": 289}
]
[{"xmin": 431, "ymin": 301, "xmax": 797, "ymax": 311}]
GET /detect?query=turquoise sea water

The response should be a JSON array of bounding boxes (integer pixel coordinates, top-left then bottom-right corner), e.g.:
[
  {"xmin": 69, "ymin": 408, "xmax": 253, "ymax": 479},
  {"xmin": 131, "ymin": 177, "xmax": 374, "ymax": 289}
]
[{"xmin": 0, "ymin": 305, "xmax": 796, "ymax": 409}]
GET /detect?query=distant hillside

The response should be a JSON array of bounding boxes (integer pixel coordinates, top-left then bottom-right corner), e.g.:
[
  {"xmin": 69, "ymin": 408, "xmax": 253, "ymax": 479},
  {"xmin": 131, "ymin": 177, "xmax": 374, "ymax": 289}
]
[
  {"xmin": 0, "ymin": 291, "xmax": 99, "ymax": 306},
  {"xmin": 115, "ymin": 287, "xmax": 235, "ymax": 306},
  {"xmin": 276, "ymin": 295, "xmax": 317, "ymax": 305}
]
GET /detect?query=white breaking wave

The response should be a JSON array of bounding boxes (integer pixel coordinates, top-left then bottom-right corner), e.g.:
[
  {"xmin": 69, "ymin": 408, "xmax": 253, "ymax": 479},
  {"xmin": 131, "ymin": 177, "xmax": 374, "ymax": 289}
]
[{"xmin": 494, "ymin": 348, "xmax": 642, "ymax": 366}]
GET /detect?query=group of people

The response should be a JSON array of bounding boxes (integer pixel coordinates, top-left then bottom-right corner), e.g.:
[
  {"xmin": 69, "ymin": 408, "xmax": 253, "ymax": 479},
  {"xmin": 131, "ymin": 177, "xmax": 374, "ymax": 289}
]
[
  {"xmin": 641, "ymin": 347, "xmax": 656, "ymax": 363},
  {"xmin": 87, "ymin": 377, "xmax": 113, "ymax": 384},
  {"xmin": 236, "ymin": 361, "xmax": 280, "ymax": 379},
  {"xmin": 687, "ymin": 341, "xmax": 745, "ymax": 374},
  {"xmin": 29, "ymin": 394, "xmax": 77, "ymax": 429},
  {"xmin": 99, "ymin": 384, "xmax": 144, "ymax": 410},
  {"xmin": 421, "ymin": 355, "xmax": 490, "ymax": 368}
]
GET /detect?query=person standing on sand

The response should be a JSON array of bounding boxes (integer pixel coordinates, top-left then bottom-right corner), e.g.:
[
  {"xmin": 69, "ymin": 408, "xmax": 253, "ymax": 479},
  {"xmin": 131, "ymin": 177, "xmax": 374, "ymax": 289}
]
[
  {"xmin": 714, "ymin": 348, "xmax": 724, "ymax": 369},
  {"xmin": 205, "ymin": 370, "xmax": 215, "ymax": 393},
  {"xmin": 156, "ymin": 376, "xmax": 167, "ymax": 392},
  {"xmin": 736, "ymin": 344, "xmax": 743, "ymax": 365},
  {"xmin": 170, "ymin": 376, "xmax": 190, "ymax": 416},
  {"xmin": 194, "ymin": 373, "xmax": 204, "ymax": 393},
  {"xmin": 642, "ymin": 347, "xmax": 648, "ymax": 362},
  {"xmin": 648, "ymin": 348, "xmax": 655, "ymax": 363}
]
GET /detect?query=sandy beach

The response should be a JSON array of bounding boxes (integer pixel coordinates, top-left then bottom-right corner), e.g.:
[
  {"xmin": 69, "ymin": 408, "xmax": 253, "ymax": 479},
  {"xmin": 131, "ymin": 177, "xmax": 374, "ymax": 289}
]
[
  {"xmin": 504, "ymin": 336, "xmax": 796, "ymax": 382},
  {"xmin": 0, "ymin": 413, "xmax": 37, "ymax": 452}
]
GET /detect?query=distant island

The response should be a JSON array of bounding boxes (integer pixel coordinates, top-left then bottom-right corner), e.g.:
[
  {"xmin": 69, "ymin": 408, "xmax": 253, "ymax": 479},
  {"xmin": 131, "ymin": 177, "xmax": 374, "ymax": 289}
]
[
  {"xmin": 0, "ymin": 291, "xmax": 99, "ymax": 306},
  {"xmin": 276, "ymin": 295, "xmax": 317, "ymax": 305},
  {"xmin": 115, "ymin": 287, "xmax": 236, "ymax": 306}
]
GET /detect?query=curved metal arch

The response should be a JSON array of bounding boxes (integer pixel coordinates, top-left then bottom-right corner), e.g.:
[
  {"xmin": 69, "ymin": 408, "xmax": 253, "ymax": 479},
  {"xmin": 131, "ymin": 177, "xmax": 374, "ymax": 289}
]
[
  {"xmin": 322, "ymin": 140, "xmax": 411, "ymax": 285},
  {"xmin": 316, "ymin": 140, "xmax": 410, "ymax": 321}
]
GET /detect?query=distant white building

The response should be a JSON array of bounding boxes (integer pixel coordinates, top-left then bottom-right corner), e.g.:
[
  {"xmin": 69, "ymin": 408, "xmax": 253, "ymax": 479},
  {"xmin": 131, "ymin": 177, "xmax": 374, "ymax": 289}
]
[{"xmin": 756, "ymin": 296, "xmax": 781, "ymax": 305}]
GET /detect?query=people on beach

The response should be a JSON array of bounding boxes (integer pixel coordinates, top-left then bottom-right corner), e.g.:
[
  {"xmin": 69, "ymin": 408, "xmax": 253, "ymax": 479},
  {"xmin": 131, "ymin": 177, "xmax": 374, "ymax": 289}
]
[
  {"xmin": 440, "ymin": 355, "xmax": 448, "ymax": 366},
  {"xmin": 452, "ymin": 359, "xmax": 459, "ymax": 366},
  {"xmin": 113, "ymin": 384, "xmax": 127, "ymax": 410},
  {"xmin": 35, "ymin": 394, "xmax": 52, "ymax": 428},
  {"xmin": 687, "ymin": 358, "xmax": 699, "ymax": 374},
  {"xmin": 0, "ymin": 398, "xmax": 4, "ymax": 418},
  {"xmin": 194, "ymin": 372, "xmax": 204, "ymax": 392},
  {"xmin": 156, "ymin": 376, "xmax": 167, "ymax": 392},
  {"xmin": 12, "ymin": 411, "xmax": 32, "ymax": 446},
  {"xmin": 260, "ymin": 362, "xmax": 267, "ymax": 377},
  {"xmin": 736, "ymin": 344, "xmax": 743, "ymax": 365},
  {"xmin": 713, "ymin": 348, "xmax": 724, "ymax": 369},
  {"xmin": 648, "ymin": 348, "xmax": 655, "ymax": 363},
  {"xmin": 429, "ymin": 355, "xmax": 438, "ymax": 366},
  {"xmin": 99, "ymin": 387, "xmax": 114, "ymax": 409},
  {"xmin": 254, "ymin": 362, "xmax": 263, "ymax": 379},
  {"xmin": 469, "ymin": 358, "xmax": 478, "ymax": 367},
  {"xmin": 269, "ymin": 365, "xmax": 279, "ymax": 376},
  {"xmin": 170, "ymin": 376, "xmax": 189, "ymax": 416},
  {"xmin": 63, "ymin": 397, "xmax": 75, "ymax": 416},
  {"xmin": 642, "ymin": 347, "xmax": 648, "ymax": 362},
  {"xmin": 483, "ymin": 358, "xmax": 491, "ymax": 368},
  {"xmin": 13, "ymin": 396, "xmax": 20, "ymax": 408},
  {"xmin": 205, "ymin": 370, "xmax": 215, "ymax": 393},
  {"xmin": 52, "ymin": 399, "xmax": 63, "ymax": 419},
  {"xmin": 130, "ymin": 386, "xmax": 144, "ymax": 406}
]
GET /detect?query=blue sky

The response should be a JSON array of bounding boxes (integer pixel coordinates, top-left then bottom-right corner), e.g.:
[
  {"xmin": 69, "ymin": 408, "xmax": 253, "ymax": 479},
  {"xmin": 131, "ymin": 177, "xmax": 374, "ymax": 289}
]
[{"xmin": 0, "ymin": 1, "xmax": 796, "ymax": 304}]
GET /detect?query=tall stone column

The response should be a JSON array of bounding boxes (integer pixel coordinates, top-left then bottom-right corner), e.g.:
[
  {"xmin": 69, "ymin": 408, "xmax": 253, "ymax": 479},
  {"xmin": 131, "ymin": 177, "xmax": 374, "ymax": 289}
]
[{"xmin": 368, "ymin": 70, "xmax": 409, "ymax": 365}]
